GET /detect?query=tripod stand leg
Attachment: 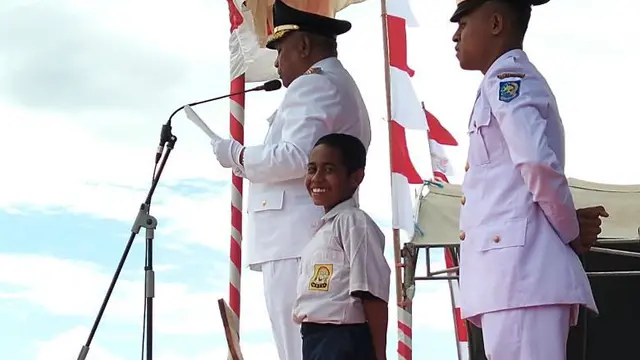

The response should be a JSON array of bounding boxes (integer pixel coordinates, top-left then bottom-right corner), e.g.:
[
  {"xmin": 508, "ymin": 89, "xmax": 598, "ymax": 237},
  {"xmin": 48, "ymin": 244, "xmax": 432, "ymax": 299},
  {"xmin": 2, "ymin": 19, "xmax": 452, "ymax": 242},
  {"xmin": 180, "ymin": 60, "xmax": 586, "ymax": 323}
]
[
  {"xmin": 77, "ymin": 346, "xmax": 89, "ymax": 360},
  {"xmin": 76, "ymin": 204, "xmax": 158, "ymax": 360},
  {"xmin": 144, "ymin": 219, "xmax": 157, "ymax": 360},
  {"xmin": 77, "ymin": 131, "xmax": 176, "ymax": 360}
]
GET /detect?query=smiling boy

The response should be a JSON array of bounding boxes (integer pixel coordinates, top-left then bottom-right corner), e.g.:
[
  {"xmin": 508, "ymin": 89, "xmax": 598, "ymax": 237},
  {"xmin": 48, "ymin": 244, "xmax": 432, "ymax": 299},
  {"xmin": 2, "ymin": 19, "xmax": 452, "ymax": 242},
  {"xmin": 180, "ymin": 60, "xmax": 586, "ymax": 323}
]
[{"xmin": 292, "ymin": 133, "xmax": 390, "ymax": 360}]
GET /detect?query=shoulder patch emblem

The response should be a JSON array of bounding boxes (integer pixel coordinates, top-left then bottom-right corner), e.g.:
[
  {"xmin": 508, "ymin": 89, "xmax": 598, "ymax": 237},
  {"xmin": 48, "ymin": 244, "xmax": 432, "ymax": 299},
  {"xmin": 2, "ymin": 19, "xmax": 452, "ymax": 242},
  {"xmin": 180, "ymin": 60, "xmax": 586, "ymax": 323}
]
[
  {"xmin": 497, "ymin": 72, "xmax": 525, "ymax": 79},
  {"xmin": 308, "ymin": 264, "xmax": 332, "ymax": 291},
  {"xmin": 498, "ymin": 80, "xmax": 521, "ymax": 103},
  {"xmin": 304, "ymin": 67, "xmax": 323, "ymax": 75}
]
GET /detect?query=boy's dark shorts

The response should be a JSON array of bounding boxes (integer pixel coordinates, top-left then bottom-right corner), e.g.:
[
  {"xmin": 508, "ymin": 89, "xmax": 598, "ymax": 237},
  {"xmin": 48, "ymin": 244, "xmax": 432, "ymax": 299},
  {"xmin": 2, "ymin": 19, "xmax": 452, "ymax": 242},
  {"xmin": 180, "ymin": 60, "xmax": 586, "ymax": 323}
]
[{"xmin": 301, "ymin": 322, "xmax": 376, "ymax": 360}]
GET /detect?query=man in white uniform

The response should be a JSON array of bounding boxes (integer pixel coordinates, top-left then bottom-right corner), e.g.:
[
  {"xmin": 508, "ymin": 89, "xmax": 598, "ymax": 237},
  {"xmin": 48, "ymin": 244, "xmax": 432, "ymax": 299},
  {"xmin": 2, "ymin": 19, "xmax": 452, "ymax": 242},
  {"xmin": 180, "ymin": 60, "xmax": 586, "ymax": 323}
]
[
  {"xmin": 450, "ymin": 0, "xmax": 606, "ymax": 359},
  {"xmin": 209, "ymin": 1, "xmax": 371, "ymax": 359}
]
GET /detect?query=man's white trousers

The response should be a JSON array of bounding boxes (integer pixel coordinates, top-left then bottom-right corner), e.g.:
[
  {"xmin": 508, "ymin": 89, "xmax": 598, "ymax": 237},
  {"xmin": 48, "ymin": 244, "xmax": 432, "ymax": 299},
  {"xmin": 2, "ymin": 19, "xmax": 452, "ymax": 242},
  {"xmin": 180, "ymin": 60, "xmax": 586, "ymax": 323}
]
[
  {"xmin": 480, "ymin": 305, "xmax": 572, "ymax": 360},
  {"xmin": 262, "ymin": 258, "xmax": 302, "ymax": 360}
]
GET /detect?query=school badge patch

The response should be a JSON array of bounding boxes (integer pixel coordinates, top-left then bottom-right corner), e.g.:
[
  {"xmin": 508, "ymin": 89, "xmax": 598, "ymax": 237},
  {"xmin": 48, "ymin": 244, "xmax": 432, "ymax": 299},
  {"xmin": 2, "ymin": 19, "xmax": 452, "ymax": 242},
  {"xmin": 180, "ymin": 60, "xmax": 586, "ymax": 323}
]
[
  {"xmin": 498, "ymin": 80, "xmax": 521, "ymax": 103},
  {"xmin": 308, "ymin": 264, "xmax": 333, "ymax": 291}
]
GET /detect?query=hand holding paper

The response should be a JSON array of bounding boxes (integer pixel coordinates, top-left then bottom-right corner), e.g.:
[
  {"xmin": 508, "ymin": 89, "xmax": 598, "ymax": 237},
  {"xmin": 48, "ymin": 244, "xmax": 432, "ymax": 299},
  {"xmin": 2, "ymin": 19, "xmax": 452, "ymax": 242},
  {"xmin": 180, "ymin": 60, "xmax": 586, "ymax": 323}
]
[
  {"xmin": 183, "ymin": 105, "xmax": 222, "ymax": 142},
  {"xmin": 183, "ymin": 104, "xmax": 243, "ymax": 169}
]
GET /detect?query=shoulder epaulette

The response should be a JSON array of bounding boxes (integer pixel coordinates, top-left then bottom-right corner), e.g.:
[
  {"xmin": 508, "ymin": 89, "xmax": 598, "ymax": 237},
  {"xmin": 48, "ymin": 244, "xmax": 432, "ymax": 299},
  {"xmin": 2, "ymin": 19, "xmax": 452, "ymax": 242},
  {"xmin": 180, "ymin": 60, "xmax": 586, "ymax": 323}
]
[
  {"xmin": 497, "ymin": 72, "xmax": 525, "ymax": 80},
  {"xmin": 304, "ymin": 67, "xmax": 323, "ymax": 75}
]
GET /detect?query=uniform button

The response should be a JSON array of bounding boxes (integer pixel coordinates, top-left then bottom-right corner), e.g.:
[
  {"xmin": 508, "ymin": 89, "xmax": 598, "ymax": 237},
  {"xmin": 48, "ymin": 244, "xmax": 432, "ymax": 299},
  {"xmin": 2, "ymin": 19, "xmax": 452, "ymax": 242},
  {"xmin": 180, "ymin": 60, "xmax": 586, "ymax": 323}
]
[
  {"xmin": 262, "ymin": 200, "xmax": 267, "ymax": 207},
  {"xmin": 460, "ymin": 196, "xmax": 466, "ymax": 205},
  {"xmin": 465, "ymin": 162, "xmax": 470, "ymax": 172},
  {"xmin": 459, "ymin": 231, "xmax": 466, "ymax": 241},
  {"xmin": 493, "ymin": 235, "xmax": 500, "ymax": 243}
]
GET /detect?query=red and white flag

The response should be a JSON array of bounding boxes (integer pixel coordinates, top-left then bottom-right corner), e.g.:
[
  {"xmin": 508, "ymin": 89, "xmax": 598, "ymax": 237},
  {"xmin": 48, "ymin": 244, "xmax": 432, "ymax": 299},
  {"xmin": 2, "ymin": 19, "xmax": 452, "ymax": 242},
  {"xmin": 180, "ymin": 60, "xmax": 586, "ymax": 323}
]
[
  {"xmin": 386, "ymin": 0, "xmax": 426, "ymax": 241},
  {"xmin": 386, "ymin": 1, "xmax": 469, "ymax": 359},
  {"xmin": 422, "ymin": 106, "xmax": 469, "ymax": 360},
  {"xmin": 227, "ymin": 0, "xmax": 368, "ymax": 83},
  {"xmin": 385, "ymin": 2, "xmax": 424, "ymax": 360},
  {"xmin": 423, "ymin": 103, "xmax": 458, "ymax": 183},
  {"xmin": 228, "ymin": 0, "xmax": 277, "ymax": 82}
]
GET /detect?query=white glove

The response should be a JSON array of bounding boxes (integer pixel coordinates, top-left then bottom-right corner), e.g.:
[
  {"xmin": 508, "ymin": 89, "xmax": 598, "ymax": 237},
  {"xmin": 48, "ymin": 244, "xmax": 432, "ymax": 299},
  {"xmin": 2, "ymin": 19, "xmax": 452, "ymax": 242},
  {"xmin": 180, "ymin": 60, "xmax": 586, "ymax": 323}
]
[
  {"xmin": 232, "ymin": 166, "xmax": 246, "ymax": 178},
  {"xmin": 212, "ymin": 138, "xmax": 243, "ymax": 169}
]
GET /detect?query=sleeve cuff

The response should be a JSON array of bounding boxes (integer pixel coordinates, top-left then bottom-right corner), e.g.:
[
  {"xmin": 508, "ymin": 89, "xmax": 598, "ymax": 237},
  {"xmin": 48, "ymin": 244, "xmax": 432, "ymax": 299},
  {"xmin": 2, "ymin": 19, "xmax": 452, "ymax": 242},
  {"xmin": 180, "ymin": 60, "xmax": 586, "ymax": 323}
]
[{"xmin": 350, "ymin": 283, "xmax": 389, "ymax": 303}]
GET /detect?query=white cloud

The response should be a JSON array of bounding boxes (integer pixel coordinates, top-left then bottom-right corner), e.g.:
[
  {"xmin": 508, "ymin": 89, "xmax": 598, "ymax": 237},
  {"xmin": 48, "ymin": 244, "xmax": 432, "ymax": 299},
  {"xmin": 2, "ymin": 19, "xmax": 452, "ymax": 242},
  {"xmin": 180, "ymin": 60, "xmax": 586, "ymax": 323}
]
[
  {"xmin": 0, "ymin": 254, "xmax": 216, "ymax": 334},
  {"xmin": 0, "ymin": 252, "xmax": 275, "ymax": 333},
  {"xmin": 33, "ymin": 326, "xmax": 280, "ymax": 360},
  {"xmin": 35, "ymin": 326, "xmax": 123, "ymax": 360}
]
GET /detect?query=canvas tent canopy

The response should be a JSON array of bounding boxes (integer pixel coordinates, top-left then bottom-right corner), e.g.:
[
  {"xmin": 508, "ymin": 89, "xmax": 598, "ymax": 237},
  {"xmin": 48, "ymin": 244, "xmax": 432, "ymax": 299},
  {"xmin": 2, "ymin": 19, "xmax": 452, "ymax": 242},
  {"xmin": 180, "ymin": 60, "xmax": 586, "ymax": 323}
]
[{"xmin": 402, "ymin": 178, "xmax": 640, "ymax": 294}]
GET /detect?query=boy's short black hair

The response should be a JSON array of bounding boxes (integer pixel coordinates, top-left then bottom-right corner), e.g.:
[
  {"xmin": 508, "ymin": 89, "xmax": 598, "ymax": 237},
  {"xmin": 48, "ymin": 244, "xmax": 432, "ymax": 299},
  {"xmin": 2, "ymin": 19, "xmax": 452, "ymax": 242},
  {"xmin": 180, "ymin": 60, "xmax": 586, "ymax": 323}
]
[{"xmin": 314, "ymin": 133, "xmax": 366, "ymax": 174}]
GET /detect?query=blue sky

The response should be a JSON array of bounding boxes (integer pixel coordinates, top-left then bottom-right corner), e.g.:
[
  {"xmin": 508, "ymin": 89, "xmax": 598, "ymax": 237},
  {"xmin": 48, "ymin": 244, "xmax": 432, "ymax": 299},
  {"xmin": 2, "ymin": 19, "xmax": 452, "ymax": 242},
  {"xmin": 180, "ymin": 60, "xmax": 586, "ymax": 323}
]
[{"xmin": 1, "ymin": 0, "xmax": 638, "ymax": 359}]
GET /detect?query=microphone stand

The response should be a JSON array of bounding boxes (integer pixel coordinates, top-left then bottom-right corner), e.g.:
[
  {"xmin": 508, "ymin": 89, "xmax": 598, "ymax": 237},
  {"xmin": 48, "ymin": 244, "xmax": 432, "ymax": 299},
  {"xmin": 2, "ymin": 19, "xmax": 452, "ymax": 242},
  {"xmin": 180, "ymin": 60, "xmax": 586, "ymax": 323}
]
[
  {"xmin": 76, "ymin": 79, "xmax": 280, "ymax": 360},
  {"xmin": 76, "ymin": 123, "xmax": 177, "ymax": 360}
]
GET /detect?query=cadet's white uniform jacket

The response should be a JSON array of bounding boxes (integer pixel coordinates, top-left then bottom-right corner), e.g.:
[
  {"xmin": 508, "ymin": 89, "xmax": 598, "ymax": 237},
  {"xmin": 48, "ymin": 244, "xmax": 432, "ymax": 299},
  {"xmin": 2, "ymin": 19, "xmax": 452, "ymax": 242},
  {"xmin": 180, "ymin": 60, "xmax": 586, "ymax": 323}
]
[
  {"xmin": 237, "ymin": 57, "xmax": 371, "ymax": 270},
  {"xmin": 458, "ymin": 49, "xmax": 597, "ymax": 323}
]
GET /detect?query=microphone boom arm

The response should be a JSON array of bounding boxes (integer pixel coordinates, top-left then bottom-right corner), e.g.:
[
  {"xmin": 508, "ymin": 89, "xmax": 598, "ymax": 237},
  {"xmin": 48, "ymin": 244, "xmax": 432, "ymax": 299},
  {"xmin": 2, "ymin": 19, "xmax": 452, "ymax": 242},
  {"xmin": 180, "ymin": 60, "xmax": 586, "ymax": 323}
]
[{"xmin": 167, "ymin": 79, "xmax": 281, "ymax": 125}]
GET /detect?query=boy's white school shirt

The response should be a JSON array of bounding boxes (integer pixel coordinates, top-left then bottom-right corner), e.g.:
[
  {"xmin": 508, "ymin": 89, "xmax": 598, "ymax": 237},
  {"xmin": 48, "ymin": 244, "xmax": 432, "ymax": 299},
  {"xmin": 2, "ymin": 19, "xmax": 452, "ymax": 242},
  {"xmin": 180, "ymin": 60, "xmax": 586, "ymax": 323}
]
[{"xmin": 292, "ymin": 198, "xmax": 391, "ymax": 324}]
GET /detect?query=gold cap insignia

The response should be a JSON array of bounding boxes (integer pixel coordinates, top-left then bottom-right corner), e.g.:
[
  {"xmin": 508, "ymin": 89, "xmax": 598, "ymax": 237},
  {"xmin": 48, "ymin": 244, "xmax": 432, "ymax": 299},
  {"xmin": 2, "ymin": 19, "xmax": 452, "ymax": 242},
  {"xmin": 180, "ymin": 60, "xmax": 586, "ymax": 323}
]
[{"xmin": 266, "ymin": 24, "xmax": 300, "ymax": 46}]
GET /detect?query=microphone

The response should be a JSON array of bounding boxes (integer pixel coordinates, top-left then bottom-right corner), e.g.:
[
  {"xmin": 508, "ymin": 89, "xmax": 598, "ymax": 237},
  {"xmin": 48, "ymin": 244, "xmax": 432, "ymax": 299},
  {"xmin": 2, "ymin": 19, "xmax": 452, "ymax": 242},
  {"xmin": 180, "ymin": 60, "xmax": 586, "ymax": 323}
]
[
  {"xmin": 256, "ymin": 79, "xmax": 282, "ymax": 92},
  {"xmin": 185, "ymin": 79, "xmax": 281, "ymax": 110},
  {"xmin": 155, "ymin": 79, "xmax": 282, "ymax": 164}
]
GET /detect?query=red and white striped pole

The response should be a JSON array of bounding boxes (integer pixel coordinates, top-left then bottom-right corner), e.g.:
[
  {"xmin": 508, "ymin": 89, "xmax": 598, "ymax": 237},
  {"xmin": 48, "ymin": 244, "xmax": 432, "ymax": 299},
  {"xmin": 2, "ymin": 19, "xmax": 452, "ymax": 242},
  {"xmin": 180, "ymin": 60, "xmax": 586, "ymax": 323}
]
[
  {"xmin": 444, "ymin": 249, "xmax": 469, "ymax": 360},
  {"xmin": 226, "ymin": 0, "xmax": 246, "ymax": 341},
  {"xmin": 228, "ymin": 74, "xmax": 245, "ymax": 329},
  {"xmin": 397, "ymin": 305, "xmax": 413, "ymax": 360}
]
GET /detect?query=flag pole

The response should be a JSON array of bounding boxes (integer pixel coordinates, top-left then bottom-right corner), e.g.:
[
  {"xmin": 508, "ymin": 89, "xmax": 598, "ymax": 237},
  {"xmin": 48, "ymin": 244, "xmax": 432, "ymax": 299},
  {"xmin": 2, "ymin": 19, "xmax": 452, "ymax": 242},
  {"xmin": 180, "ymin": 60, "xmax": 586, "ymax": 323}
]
[
  {"xmin": 379, "ymin": 0, "xmax": 401, "ymax": 311},
  {"xmin": 228, "ymin": 74, "xmax": 244, "ymax": 333},
  {"xmin": 226, "ymin": 0, "xmax": 245, "ymax": 354},
  {"xmin": 379, "ymin": 1, "xmax": 412, "ymax": 359}
]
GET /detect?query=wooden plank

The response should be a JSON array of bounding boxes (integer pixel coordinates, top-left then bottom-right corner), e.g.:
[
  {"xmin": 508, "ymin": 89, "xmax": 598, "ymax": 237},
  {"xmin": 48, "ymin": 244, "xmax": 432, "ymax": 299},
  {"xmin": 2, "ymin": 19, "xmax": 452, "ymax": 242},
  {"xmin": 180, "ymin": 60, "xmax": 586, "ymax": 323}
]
[{"xmin": 218, "ymin": 298, "xmax": 244, "ymax": 360}]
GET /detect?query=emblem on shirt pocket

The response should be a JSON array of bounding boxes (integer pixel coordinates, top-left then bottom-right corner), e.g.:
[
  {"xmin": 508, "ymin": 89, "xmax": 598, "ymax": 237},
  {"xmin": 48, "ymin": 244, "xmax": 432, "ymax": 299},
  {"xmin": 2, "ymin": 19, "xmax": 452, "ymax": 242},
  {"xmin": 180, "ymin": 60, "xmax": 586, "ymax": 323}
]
[
  {"xmin": 498, "ymin": 80, "xmax": 521, "ymax": 103},
  {"xmin": 308, "ymin": 264, "xmax": 333, "ymax": 291}
]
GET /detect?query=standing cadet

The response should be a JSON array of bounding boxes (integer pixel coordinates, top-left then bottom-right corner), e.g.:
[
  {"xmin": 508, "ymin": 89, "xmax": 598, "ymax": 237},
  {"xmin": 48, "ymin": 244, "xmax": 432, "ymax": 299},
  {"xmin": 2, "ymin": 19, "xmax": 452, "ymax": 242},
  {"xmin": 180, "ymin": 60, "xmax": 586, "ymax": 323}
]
[
  {"xmin": 450, "ymin": 0, "xmax": 602, "ymax": 359},
  {"xmin": 294, "ymin": 133, "xmax": 390, "ymax": 360},
  {"xmin": 209, "ymin": 1, "xmax": 371, "ymax": 359}
]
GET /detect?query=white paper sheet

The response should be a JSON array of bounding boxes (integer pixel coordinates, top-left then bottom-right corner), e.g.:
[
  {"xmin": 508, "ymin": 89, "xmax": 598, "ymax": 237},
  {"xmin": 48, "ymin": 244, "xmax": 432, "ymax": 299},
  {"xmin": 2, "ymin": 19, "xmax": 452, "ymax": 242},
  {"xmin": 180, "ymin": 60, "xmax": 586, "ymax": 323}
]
[{"xmin": 183, "ymin": 105, "xmax": 222, "ymax": 142}]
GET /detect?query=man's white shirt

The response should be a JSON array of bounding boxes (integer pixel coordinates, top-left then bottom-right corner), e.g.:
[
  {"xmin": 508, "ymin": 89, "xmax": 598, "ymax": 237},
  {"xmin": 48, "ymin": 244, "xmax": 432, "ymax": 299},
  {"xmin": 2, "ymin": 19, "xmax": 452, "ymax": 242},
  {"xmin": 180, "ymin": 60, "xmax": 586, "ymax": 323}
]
[{"xmin": 233, "ymin": 57, "xmax": 372, "ymax": 270}]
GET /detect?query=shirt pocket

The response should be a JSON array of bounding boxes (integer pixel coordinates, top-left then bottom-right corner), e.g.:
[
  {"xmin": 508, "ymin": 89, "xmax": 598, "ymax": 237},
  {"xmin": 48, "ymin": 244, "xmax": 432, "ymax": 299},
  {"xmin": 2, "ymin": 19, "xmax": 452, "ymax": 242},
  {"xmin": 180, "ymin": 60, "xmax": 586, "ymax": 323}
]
[
  {"xmin": 467, "ymin": 106, "xmax": 492, "ymax": 166},
  {"xmin": 247, "ymin": 190, "xmax": 284, "ymax": 213},
  {"xmin": 469, "ymin": 218, "xmax": 527, "ymax": 252},
  {"xmin": 467, "ymin": 105, "xmax": 507, "ymax": 166}
]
